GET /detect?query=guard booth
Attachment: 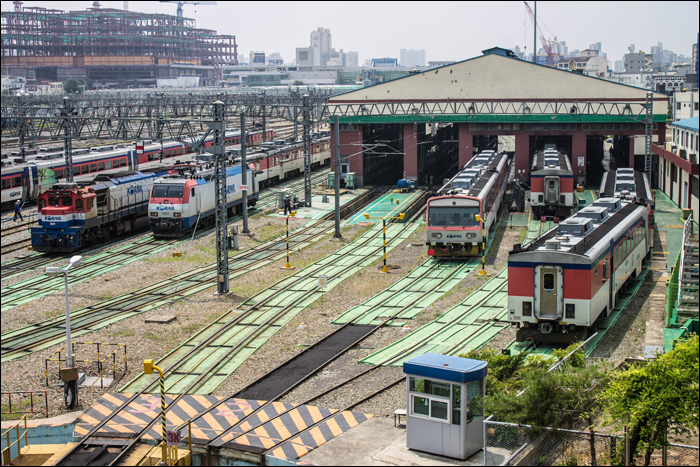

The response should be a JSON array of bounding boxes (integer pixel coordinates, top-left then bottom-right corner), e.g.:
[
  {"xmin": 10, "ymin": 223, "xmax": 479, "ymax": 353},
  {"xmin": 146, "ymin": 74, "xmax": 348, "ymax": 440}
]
[{"xmin": 403, "ymin": 353, "xmax": 487, "ymax": 460}]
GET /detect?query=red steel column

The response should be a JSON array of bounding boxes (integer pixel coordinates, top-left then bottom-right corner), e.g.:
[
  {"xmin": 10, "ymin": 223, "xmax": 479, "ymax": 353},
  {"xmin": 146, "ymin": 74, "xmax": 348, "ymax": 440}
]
[
  {"xmin": 514, "ymin": 129, "xmax": 530, "ymax": 180},
  {"xmin": 572, "ymin": 131, "xmax": 587, "ymax": 183},
  {"xmin": 458, "ymin": 123, "xmax": 474, "ymax": 168},
  {"xmin": 404, "ymin": 123, "xmax": 418, "ymax": 180},
  {"xmin": 335, "ymin": 124, "xmax": 364, "ymax": 185}
]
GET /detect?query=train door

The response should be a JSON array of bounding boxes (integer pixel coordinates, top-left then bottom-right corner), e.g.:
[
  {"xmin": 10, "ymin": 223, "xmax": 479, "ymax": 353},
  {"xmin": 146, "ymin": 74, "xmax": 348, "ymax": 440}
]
[
  {"xmin": 544, "ymin": 176, "xmax": 560, "ymax": 205},
  {"xmin": 534, "ymin": 265, "xmax": 563, "ymax": 319}
]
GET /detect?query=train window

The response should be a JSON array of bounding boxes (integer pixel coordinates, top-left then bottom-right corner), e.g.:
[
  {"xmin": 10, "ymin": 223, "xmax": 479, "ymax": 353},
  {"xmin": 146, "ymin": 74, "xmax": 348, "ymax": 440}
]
[
  {"xmin": 75, "ymin": 199, "xmax": 84, "ymax": 210},
  {"xmin": 543, "ymin": 273, "xmax": 554, "ymax": 290},
  {"xmin": 81, "ymin": 165, "xmax": 89, "ymax": 175},
  {"xmin": 191, "ymin": 187, "xmax": 195, "ymax": 197},
  {"xmin": 12, "ymin": 176, "xmax": 22, "ymax": 188},
  {"xmin": 87, "ymin": 199, "xmax": 93, "ymax": 209},
  {"xmin": 105, "ymin": 161, "xmax": 112, "ymax": 169},
  {"xmin": 522, "ymin": 301, "xmax": 532, "ymax": 316},
  {"xmin": 1, "ymin": 179, "xmax": 10, "ymax": 189},
  {"xmin": 90, "ymin": 163, "xmax": 97, "ymax": 172},
  {"xmin": 98, "ymin": 162, "xmax": 105, "ymax": 171},
  {"xmin": 120, "ymin": 158, "xmax": 127, "ymax": 167},
  {"xmin": 49, "ymin": 197, "xmax": 59, "ymax": 206},
  {"xmin": 61, "ymin": 197, "xmax": 73, "ymax": 206},
  {"xmin": 603, "ymin": 261, "xmax": 608, "ymax": 280},
  {"xmin": 54, "ymin": 168, "xmax": 64, "ymax": 179},
  {"xmin": 38, "ymin": 198, "xmax": 46, "ymax": 210}
]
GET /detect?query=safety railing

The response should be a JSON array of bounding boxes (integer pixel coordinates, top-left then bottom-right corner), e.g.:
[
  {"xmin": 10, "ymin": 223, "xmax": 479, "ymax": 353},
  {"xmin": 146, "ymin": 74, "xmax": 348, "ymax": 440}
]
[
  {"xmin": 1, "ymin": 391, "xmax": 48, "ymax": 418},
  {"xmin": 1, "ymin": 415, "xmax": 28, "ymax": 466},
  {"xmin": 46, "ymin": 342, "xmax": 127, "ymax": 388},
  {"xmin": 677, "ymin": 211, "xmax": 695, "ymax": 308}
]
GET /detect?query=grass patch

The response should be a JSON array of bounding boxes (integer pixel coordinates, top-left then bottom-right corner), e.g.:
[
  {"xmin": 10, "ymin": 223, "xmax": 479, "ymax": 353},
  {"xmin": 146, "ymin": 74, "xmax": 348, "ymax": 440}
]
[
  {"xmin": 147, "ymin": 253, "xmax": 208, "ymax": 263},
  {"xmin": 516, "ymin": 227, "xmax": 528, "ymax": 244},
  {"xmin": 98, "ymin": 293, "xmax": 112, "ymax": 300},
  {"xmin": 108, "ymin": 329, "xmax": 135, "ymax": 338},
  {"xmin": 181, "ymin": 323, "xmax": 203, "ymax": 334},
  {"xmin": 45, "ymin": 309, "xmax": 63, "ymax": 320},
  {"xmin": 143, "ymin": 332, "xmax": 161, "ymax": 341},
  {"xmin": 1, "ymin": 397, "xmax": 40, "ymax": 421}
]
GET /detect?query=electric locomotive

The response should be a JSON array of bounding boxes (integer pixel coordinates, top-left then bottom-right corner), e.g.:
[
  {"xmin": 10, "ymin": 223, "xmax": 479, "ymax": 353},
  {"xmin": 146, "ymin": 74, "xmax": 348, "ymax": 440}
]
[{"xmin": 148, "ymin": 162, "xmax": 259, "ymax": 238}]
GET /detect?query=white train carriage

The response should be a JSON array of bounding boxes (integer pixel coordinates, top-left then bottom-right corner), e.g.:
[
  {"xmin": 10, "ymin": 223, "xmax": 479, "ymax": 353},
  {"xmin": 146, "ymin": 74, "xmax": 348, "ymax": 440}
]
[
  {"xmin": 508, "ymin": 197, "xmax": 652, "ymax": 344},
  {"xmin": 530, "ymin": 145, "xmax": 575, "ymax": 218}
]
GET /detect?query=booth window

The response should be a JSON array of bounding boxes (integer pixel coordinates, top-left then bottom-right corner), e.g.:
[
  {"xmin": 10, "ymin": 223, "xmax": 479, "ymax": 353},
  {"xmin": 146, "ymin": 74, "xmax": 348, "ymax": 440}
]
[
  {"xmin": 466, "ymin": 381, "xmax": 483, "ymax": 424},
  {"xmin": 409, "ymin": 377, "xmax": 459, "ymax": 423},
  {"xmin": 452, "ymin": 385, "xmax": 461, "ymax": 425}
]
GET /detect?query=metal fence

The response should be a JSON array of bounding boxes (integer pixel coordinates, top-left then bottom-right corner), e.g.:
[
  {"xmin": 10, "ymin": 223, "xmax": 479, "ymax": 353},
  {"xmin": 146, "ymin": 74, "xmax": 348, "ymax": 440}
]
[{"xmin": 484, "ymin": 420, "xmax": 699, "ymax": 466}]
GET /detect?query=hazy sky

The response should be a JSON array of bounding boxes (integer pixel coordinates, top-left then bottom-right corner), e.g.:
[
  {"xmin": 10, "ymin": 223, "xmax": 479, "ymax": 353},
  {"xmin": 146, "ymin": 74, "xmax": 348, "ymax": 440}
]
[{"xmin": 6, "ymin": 1, "xmax": 699, "ymax": 65}]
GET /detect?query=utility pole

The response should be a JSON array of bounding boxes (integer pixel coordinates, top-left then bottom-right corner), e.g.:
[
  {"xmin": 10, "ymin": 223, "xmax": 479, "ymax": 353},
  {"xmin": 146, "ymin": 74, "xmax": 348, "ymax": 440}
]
[
  {"xmin": 210, "ymin": 100, "xmax": 229, "ymax": 294},
  {"xmin": 303, "ymin": 94, "xmax": 312, "ymax": 207},
  {"xmin": 260, "ymin": 91, "xmax": 267, "ymax": 143},
  {"xmin": 240, "ymin": 112, "xmax": 250, "ymax": 233},
  {"xmin": 61, "ymin": 97, "xmax": 74, "ymax": 182},
  {"xmin": 333, "ymin": 116, "xmax": 342, "ymax": 239},
  {"xmin": 293, "ymin": 105, "xmax": 298, "ymax": 140},
  {"xmin": 18, "ymin": 106, "xmax": 26, "ymax": 162}
]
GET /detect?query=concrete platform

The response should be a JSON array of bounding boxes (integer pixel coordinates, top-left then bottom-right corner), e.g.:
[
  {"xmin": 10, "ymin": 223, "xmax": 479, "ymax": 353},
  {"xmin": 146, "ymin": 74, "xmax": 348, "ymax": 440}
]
[
  {"xmin": 299, "ymin": 417, "xmax": 483, "ymax": 466},
  {"xmin": 270, "ymin": 190, "xmax": 366, "ymax": 220}
]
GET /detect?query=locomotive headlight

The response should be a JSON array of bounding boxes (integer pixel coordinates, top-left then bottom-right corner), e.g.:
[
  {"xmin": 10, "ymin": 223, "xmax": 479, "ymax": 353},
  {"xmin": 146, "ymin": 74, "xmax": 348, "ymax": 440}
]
[
  {"xmin": 433, "ymin": 233, "xmax": 442, "ymax": 239},
  {"xmin": 174, "ymin": 213, "xmax": 181, "ymax": 217},
  {"xmin": 151, "ymin": 212, "xmax": 158, "ymax": 217},
  {"xmin": 467, "ymin": 233, "xmax": 476, "ymax": 239}
]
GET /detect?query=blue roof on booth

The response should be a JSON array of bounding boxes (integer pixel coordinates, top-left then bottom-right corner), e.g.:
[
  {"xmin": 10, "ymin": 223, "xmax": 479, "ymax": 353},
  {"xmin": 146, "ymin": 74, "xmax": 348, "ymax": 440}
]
[
  {"xmin": 671, "ymin": 116, "xmax": 699, "ymax": 132},
  {"xmin": 403, "ymin": 353, "xmax": 487, "ymax": 383}
]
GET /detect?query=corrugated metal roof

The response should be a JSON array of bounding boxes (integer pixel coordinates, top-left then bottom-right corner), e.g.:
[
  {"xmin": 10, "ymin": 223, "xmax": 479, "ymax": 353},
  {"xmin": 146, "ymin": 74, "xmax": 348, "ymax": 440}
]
[{"xmin": 671, "ymin": 116, "xmax": 699, "ymax": 132}]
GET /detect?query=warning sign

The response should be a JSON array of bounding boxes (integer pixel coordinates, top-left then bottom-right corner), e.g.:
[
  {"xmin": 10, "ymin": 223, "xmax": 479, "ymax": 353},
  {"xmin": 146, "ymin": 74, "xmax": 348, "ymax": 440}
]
[
  {"xmin": 240, "ymin": 184, "xmax": 249, "ymax": 191},
  {"xmin": 318, "ymin": 275, "xmax": 328, "ymax": 289}
]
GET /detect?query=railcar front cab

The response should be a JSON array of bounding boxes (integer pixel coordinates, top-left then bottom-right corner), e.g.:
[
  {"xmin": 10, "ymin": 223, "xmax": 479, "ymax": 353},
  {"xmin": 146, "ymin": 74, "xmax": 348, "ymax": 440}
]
[
  {"xmin": 426, "ymin": 196, "xmax": 482, "ymax": 257},
  {"xmin": 32, "ymin": 183, "xmax": 96, "ymax": 251},
  {"xmin": 148, "ymin": 180, "xmax": 187, "ymax": 236}
]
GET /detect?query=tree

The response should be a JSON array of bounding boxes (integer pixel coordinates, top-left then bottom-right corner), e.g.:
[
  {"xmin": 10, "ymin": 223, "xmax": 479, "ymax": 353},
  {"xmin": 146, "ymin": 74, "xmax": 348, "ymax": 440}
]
[
  {"xmin": 63, "ymin": 79, "xmax": 85, "ymax": 95},
  {"xmin": 599, "ymin": 335, "xmax": 699, "ymax": 466}
]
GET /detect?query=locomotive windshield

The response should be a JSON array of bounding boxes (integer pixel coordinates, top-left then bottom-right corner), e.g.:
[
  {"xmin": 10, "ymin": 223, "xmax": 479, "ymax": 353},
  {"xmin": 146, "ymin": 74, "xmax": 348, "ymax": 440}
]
[
  {"xmin": 152, "ymin": 184, "xmax": 184, "ymax": 198},
  {"xmin": 428, "ymin": 207, "xmax": 480, "ymax": 227}
]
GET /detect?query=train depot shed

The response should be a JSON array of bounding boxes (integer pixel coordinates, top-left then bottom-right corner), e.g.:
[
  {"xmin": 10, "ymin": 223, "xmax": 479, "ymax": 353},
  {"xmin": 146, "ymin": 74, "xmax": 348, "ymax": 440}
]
[{"xmin": 328, "ymin": 47, "xmax": 668, "ymax": 188}]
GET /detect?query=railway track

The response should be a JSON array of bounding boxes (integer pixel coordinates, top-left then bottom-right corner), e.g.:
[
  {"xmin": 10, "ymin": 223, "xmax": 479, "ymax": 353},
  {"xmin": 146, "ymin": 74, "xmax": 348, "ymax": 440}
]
[
  {"xmin": 0, "ymin": 219, "xmax": 37, "ymax": 237},
  {"xmin": 0, "ymin": 238, "xmax": 31, "ymax": 255},
  {"xmin": 0, "ymin": 220, "xmax": 334, "ymax": 362}
]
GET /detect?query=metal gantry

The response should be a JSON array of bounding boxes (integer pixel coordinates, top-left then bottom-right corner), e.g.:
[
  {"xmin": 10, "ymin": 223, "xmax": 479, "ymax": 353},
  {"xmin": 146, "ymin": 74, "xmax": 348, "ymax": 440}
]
[
  {"xmin": 61, "ymin": 97, "xmax": 75, "ymax": 183},
  {"xmin": 302, "ymin": 94, "xmax": 312, "ymax": 207}
]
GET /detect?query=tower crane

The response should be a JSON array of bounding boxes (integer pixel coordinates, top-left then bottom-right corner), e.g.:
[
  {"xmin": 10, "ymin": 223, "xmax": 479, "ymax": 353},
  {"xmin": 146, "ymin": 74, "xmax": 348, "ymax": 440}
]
[
  {"xmin": 524, "ymin": 1, "xmax": 560, "ymax": 66},
  {"xmin": 159, "ymin": 1, "xmax": 216, "ymax": 18}
]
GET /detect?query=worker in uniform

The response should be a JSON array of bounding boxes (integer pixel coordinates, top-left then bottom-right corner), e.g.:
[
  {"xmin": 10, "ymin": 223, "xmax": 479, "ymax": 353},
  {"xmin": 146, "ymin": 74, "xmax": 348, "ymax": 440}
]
[
  {"xmin": 283, "ymin": 195, "xmax": 292, "ymax": 216},
  {"xmin": 13, "ymin": 200, "xmax": 23, "ymax": 222}
]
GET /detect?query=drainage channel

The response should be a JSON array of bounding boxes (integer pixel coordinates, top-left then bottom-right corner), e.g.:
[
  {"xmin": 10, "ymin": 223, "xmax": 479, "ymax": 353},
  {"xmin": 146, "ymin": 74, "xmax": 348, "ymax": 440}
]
[
  {"xmin": 119, "ymin": 220, "xmax": 420, "ymax": 395},
  {"xmin": 0, "ymin": 169, "xmax": 332, "ymax": 301},
  {"xmin": 0, "ymin": 221, "xmax": 332, "ymax": 362}
]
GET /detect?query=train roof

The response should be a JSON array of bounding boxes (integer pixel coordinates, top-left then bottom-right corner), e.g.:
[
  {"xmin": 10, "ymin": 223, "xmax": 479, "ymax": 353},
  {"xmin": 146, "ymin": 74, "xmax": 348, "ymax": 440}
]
[
  {"xmin": 438, "ymin": 151, "xmax": 507, "ymax": 198},
  {"xmin": 153, "ymin": 162, "xmax": 247, "ymax": 184},
  {"xmin": 599, "ymin": 169, "xmax": 652, "ymax": 203},
  {"xmin": 531, "ymin": 149, "xmax": 572, "ymax": 174},
  {"xmin": 90, "ymin": 169, "xmax": 166, "ymax": 185},
  {"xmin": 512, "ymin": 199, "xmax": 645, "ymax": 258}
]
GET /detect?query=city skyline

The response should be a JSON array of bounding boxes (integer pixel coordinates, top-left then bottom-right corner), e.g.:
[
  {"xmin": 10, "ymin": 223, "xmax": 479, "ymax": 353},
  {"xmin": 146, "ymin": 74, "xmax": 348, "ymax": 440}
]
[{"xmin": 9, "ymin": 1, "xmax": 699, "ymax": 66}]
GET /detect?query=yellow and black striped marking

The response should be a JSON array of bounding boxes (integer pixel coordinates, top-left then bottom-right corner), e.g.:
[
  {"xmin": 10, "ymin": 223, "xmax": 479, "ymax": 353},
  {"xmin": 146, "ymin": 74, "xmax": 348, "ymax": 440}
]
[{"xmin": 73, "ymin": 393, "xmax": 372, "ymax": 461}]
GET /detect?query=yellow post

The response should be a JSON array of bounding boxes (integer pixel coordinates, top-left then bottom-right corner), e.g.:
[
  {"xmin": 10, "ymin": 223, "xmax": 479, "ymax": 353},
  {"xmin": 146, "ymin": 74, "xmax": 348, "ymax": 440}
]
[
  {"xmin": 144, "ymin": 359, "xmax": 167, "ymax": 465},
  {"xmin": 476, "ymin": 215, "xmax": 488, "ymax": 276},
  {"xmin": 283, "ymin": 211, "xmax": 297, "ymax": 269},
  {"xmin": 365, "ymin": 212, "xmax": 405, "ymax": 274}
]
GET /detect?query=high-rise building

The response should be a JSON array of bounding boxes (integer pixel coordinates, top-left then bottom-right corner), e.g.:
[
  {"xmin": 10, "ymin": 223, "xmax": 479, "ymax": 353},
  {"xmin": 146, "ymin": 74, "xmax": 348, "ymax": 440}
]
[
  {"xmin": 346, "ymin": 51, "xmax": 359, "ymax": 68},
  {"xmin": 267, "ymin": 52, "xmax": 284, "ymax": 66},
  {"xmin": 310, "ymin": 27, "xmax": 332, "ymax": 65},
  {"xmin": 250, "ymin": 52, "xmax": 266, "ymax": 65},
  {"xmin": 651, "ymin": 42, "xmax": 664, "ymax": 64},
  {"xmin": 614, "ymin": 60, "xmax": 624, "ymax": 73},
  {"xmin": 399, "ymin": 49, "xmax": 427, "ymax": 67}
]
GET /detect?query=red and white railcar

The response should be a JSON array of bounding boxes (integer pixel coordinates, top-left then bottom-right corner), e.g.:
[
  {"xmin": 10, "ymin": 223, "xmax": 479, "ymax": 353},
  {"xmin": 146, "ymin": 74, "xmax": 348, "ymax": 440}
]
[
  {"xmin": 529, "ymin": 145, "xmax": 574, "ymax": 219},
  {"xmin": 426, "ymin": 150, "xmax": 509, "ymax": 258},
  {"xmin": 508, "ymin": 196, "xmax": 652, "ymax": 343}
]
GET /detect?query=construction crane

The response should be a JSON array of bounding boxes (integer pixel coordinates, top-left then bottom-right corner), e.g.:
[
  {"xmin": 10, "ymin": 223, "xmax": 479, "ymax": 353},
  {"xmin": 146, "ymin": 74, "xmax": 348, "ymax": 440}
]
[
  {"xmin": 159, "ymin": 1, "xmax": 216, "ymax": 18},
  {"xmin": 524, "ymin": 1, "xmax": 560, "ymax": 66}
]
